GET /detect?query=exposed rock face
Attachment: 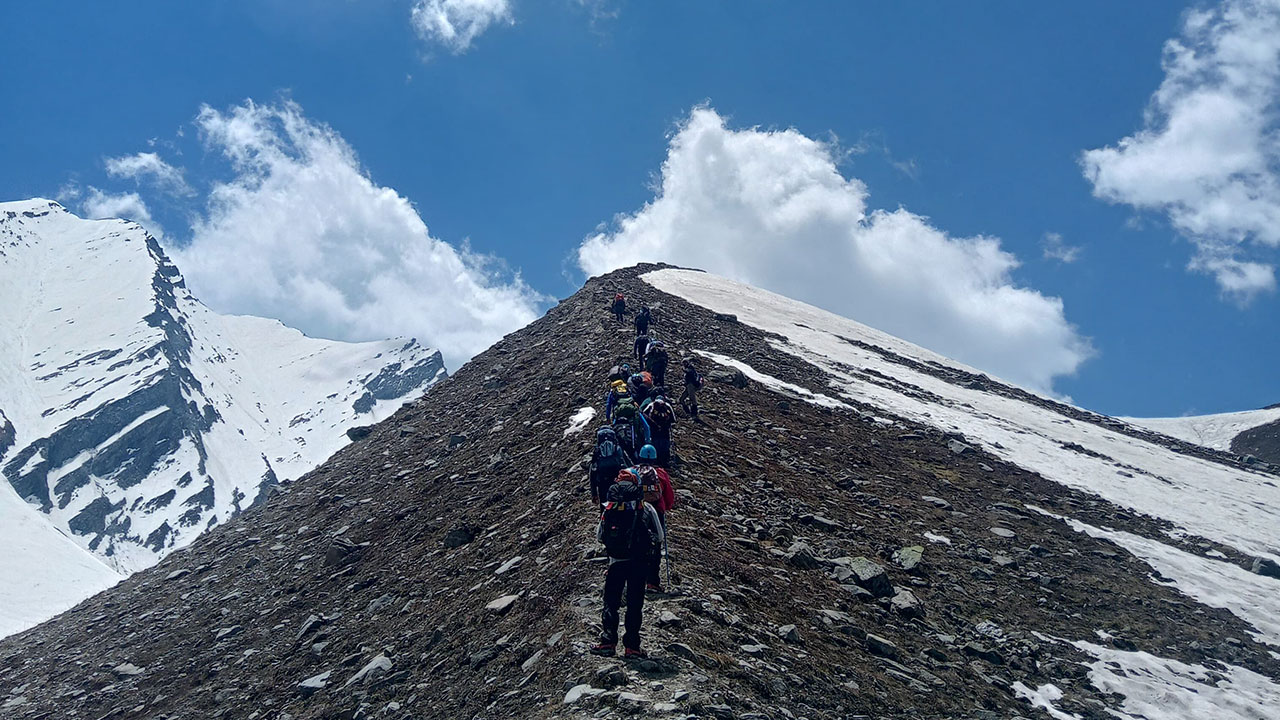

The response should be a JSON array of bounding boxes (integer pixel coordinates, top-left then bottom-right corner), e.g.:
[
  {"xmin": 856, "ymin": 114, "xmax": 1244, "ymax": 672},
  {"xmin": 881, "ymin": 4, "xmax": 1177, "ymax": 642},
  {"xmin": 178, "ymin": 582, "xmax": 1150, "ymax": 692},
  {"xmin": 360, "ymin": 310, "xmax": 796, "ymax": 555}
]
[
  {"xmin": 0, "ymin": 200, "xmax": 446, "ymax": 634},
  {"xmin": 0, "ymin": 264, "xmax": 1277, "ymax": 720},
  {"xmin": 1231, "ymin": 418, "xmax": 1280, "ymax": 466}
]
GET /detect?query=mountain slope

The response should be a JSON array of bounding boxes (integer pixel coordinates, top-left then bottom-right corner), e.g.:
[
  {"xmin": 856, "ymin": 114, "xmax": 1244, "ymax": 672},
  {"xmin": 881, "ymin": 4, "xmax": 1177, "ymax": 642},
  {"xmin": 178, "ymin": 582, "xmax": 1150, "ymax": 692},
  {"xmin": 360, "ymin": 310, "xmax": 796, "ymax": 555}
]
[
  {"xmin": 0, "ymin": 199, "xmax": 446, "ymax": 635},
  {"xmin": 0, "ymin": 264, "xmax": 1277, "ymax": 720}
]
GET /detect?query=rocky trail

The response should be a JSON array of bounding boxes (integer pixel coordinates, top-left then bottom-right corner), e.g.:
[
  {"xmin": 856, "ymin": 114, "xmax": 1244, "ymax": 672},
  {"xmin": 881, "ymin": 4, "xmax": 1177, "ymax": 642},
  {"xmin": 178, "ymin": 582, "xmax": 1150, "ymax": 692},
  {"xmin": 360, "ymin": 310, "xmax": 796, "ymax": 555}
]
[{"xmin": 2, "ymin": 264, "xmax": 1278, "ymax": 720}]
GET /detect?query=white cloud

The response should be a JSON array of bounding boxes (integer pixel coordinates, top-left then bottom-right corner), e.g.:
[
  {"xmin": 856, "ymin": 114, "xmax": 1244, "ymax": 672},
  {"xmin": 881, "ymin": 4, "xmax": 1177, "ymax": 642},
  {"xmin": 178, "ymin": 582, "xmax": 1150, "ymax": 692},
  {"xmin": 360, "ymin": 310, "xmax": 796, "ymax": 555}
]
[
  {"xmin": 173, "ymin": 99, "xmax": 545, "ymax": 369},
  {"xmin": 1081, "ymin": 0, "xmax": 1280, "ymax": 301},
  {"xmin": 1042, "ymin": 232, "xmax": 1082, "ymax": 264},
  {"xmin": 80, "ymin": 187, "xmax": 165, "ymax": 239},
  {"xmin": 411, "ymin": 0, "xmax": 512, "ymax": 54},
  {"xmin": 104, "ymin": 152, "xmax": 193, "ymax": 196},
  {"xmin": 577, "ymin": 107, "xmax": 1092, "ymax": 395}
]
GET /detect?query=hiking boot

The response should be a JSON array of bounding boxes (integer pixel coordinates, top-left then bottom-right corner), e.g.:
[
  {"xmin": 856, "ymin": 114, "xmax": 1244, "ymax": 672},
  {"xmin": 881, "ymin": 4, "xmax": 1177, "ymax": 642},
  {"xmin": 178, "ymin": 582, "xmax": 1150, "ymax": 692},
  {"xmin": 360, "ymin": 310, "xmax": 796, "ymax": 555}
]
[
  {"xmin": 645, "ymin": 583, "xmax": 663, "ymax": 594},
  {"xmin": 590, "ymin": 642, "xmax": 616, "ymax": 656},
  {"xmin": 623, "ymin": 647, "xmax": 648, "ymax": 660}
]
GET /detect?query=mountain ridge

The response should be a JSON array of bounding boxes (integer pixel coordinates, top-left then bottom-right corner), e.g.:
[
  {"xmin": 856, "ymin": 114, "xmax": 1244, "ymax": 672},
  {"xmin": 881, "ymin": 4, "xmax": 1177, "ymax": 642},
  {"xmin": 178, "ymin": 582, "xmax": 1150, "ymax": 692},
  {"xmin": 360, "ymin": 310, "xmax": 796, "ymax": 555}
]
[{"xmin": 1, "ymin": 263, "xmax": 1277, "ymax": 719}]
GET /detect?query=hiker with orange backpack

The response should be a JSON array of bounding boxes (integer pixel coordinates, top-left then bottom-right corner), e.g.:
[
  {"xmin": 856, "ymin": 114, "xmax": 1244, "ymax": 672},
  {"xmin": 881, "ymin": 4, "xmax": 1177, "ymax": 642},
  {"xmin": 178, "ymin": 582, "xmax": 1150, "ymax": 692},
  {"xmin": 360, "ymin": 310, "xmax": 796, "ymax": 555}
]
[
  {"xmin": 592, "ymin": 476, "xmax": 665, "ymax": 659},
  {"xmin": 611, "ymin": 293, "xmax": 626, "ymax": 323}
]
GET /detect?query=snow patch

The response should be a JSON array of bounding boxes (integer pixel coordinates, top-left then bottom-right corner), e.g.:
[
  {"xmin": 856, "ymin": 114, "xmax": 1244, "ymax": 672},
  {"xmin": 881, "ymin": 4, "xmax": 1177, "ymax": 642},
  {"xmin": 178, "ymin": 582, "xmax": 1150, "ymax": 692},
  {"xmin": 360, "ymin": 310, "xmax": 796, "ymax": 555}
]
[
  {"xmin": 563, "ymin": 407, "xmax": 597, "ymax": 438},
  {"xmin": 694, "ymin": 351, "xmax": 850, "ymax": 410}
]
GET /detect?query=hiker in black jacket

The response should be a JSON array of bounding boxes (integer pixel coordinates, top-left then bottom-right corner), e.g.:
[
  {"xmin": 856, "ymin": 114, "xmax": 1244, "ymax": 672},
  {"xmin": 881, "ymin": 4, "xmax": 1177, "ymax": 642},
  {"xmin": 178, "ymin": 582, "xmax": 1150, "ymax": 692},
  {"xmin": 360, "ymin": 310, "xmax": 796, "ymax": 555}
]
[
  {"xmin": 592, "ymin": 479, "xmax": 665, "ymax": 659},
  {"xmin": 644, "ymin": 340, "xmax": 669, "ymax": 387},
  {"xmin": 611, "ymin": 293, "xmax": 627, "ymax": 323},
  {"xmin": 634, "ymin": 334, "xmax": 650, "ymax": 363},
  {"xmin": 634, "ymin": 307, "xmax": 651, "ymax": 336}
]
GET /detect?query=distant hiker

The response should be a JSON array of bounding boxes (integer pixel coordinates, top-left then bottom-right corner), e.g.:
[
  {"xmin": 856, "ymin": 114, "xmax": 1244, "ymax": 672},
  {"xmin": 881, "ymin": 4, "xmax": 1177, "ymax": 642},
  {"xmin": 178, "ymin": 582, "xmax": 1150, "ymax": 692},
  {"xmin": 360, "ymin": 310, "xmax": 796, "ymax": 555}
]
[
  {"xmin": 592, "ymin": 479, "xmax": 665, "ymax": 658},
  {"xmin": 634, "ymin": 334, "xmax": 651, "ymax": 363},
  {"xmin": 634, "ymin": 307, "xmax": 651, "ymax": 336},
  {"xmin": 611, "ymin": 395, "xmax": 651, "ymax": 457},
  {"xmin": 608, "ymin": 362, "xmax": 632, "ymax": 383},
  {"xmin": 611, "ymin": 293, "xmax": 627, "ymax": 323},
  {"xmin": 641, "ymin": 394, "xmax": 676, "ymax": 467},
  {"xmin": 644, "ymin": 340, "xmax": 669, "ymax": 387},
  {"xmin": 604, "ymin": 378, "xmax": 630, "ymax": 421},
  {"xmin": 680, "ymin": 358, "xmax": 703, "ymax": 420},
  {"xmin": 635, "ymin": 446, "xmax": 676, "ymax": 593},
  {"xmin": 590, "ymin": 427, "xmax": 629, "ymax": 506},
  {"xmin": 627, "ymin": 371, "xmax": 654, "ymax": 406}
]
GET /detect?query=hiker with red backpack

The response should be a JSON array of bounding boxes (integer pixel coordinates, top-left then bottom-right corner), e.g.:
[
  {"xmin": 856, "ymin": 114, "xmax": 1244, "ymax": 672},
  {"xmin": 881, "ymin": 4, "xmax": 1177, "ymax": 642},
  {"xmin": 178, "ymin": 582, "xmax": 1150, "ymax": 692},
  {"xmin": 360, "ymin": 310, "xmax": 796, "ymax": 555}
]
[
  {"xmin": 611, "ymin": 293, "xmax": 626, "ymax": 323},
  {"xmin": 634, "ymin": 445, "xmax": 676, "ymax": 592},
  {"xmin": 592, "ymin": 477, "xmax": 665, "ymax": 658}
]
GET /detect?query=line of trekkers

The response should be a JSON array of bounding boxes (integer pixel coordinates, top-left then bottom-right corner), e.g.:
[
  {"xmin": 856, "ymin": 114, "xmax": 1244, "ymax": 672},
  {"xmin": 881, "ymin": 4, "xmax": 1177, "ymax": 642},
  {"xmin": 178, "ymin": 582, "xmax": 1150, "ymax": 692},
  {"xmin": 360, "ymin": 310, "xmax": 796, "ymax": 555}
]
[{"xmin": 590, "ymin": 292, "xmax": 705, "ymax": 660}]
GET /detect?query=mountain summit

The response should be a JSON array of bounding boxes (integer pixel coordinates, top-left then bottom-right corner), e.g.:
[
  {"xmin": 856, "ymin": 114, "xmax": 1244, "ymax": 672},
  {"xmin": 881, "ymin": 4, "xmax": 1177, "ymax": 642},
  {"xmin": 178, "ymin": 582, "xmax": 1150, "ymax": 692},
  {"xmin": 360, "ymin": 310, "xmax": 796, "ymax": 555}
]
[
  {"xmin": 1, "ymin": 263, "xmax": 1277, "ymax": 718},
  {"xmin": 0, "ymin": 199, "xmax": 445, "ymax": 636}
]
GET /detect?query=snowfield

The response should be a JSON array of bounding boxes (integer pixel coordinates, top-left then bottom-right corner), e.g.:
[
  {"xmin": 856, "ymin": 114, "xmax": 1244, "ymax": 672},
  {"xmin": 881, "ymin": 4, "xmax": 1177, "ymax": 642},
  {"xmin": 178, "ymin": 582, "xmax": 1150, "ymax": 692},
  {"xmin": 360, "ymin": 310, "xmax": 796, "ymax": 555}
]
[
  {"xmin": 0, "ymin": 200, "xmax": 446, "ymax": 637},
  {"xmin": 644, "ymin": 267, "xmax": 1280, "ymax": 718}
]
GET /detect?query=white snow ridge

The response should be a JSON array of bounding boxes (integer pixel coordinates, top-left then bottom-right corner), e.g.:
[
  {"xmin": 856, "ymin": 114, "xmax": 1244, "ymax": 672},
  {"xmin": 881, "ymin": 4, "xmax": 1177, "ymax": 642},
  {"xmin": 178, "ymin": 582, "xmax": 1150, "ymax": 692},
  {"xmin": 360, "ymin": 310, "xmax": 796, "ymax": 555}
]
[
  {"xmin": 644, "ymin": 267, "xmax": 1280, "ymax": 719},
  {"xmin": 0, "ymin": 199, "xmax": 447, "ymax": 637}
]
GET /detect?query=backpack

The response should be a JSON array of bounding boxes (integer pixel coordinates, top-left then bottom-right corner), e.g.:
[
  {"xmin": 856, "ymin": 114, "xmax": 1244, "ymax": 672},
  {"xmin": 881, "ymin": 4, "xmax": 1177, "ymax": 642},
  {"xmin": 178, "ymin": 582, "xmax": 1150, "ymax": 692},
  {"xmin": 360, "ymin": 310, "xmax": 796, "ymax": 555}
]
[
  {"xmin": 614, "ymin": 395, "xmax": 639, "ymax": 422},
  {"xmin": 601, "ymin": 482, "xmax": 650, "ymax": 559},
  {"xmin": 608, "ymin": 364, "xmax": 630, "ymax": 382},
  {"xmin": 594, "ymin": 427, "xmax": 626, "ymax": 475},
  {"xmin": 645, "ymin": 397, "xmax": 674, "ymax": 430},
  {"xmin": 610, "ymin": 379, "xmax": 630, "ymax": 397},
  {"xmin": 634, "ymin": 465, "xmax": 661, "ymax": 493},
  {"xmin": 646, "ymin": 346, "xmax": 668, "ymax": 370},
  {"xmin": 639, "ymin": 371, "xmax": 654, "ymax": 388}
]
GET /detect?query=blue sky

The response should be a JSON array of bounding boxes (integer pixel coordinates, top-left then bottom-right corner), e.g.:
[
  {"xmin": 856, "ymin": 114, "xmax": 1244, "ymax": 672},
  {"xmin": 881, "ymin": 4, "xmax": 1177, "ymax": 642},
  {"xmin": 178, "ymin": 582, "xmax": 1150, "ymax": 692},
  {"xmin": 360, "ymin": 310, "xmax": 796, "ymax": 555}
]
[{"xmin": 3, "ymin": 0, "xmax": 1278, "ymax": 416}]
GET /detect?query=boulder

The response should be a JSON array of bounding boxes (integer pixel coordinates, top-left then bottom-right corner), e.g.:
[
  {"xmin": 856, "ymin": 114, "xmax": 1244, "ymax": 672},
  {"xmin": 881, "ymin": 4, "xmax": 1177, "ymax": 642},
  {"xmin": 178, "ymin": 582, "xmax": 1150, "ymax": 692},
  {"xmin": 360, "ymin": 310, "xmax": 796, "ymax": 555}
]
[
  {"xmin": 890, "ymin": 590, "xmax": 923, "ymax": 619},
  {"xmin": 892, "ymin": 545, "xmax": 924, "ymax": 572},
  {"xmin": 344, "ymin": 654, "xmax": 392, "ymax": 687},
  {"xmin": 486, "ymin": 594, "xmax": 520, "ymax": 614},
  {"xmin": 864, "ymin": 634, "xmax": 899, "ymax": 658},
  {"xmin": 708, "ymin": 368, "xmax": 749, "ymax": 389},
  {"xmin": 1252, "ymin": 557, "xmax": 1280, "ymax": 579},
  {"xmin": 345, "ymin": 425, "xmax": 374, "ymax": 441},
  {"xmin": 844, "ymin": 557, "xmax": 894, "ymax": 598}
]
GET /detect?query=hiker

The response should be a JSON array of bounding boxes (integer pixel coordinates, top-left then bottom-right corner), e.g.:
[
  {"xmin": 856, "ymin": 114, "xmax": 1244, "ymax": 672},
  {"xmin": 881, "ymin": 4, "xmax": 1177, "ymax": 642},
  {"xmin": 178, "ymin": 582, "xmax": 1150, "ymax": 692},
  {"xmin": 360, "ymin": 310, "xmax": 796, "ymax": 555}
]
[
  {"xmin": 590, "ymin": 428, "xmax": 629, "ymax": 506},
  {"xmin": 611, "ymin": 293, "xmax": 627, "ymax": 323},
  {"xmin": 604, "ymin": 378, "xmax": 631, "ymax": 422},
  {"xmin": 627, "ymin": 371, "xmax": 654, "ymax": 406},
  {"xmin": 608, "ymin": 362, "xmax": 631, "ymax": 383},
  {"xmin": 641, "ymin": 393, "xmax": 676, "ymax": 467},
  {"xmin": 633, "ymin": 334, "xmax": 650, "ymax": 363},
  {"xmin": 634, "ymin": 307, "xmax": 651, "ymax": 336},
  {"xmin": 634, "ymin": 445, "xmax": 676, "ymax": 592},
  {"xmin": 592, "ymin": 479, "xmax": 665, "ymax": 658},
  {"xmin": 644, "ymin": 340, "xmax": 669, "ymax": 387},
  {"xmin": 611, "ymin": 394, "xmax": 651, "ymax": 458},
  {"xmin": 679, "ymin": 359, "xmax": 703, "ymax": 420}
]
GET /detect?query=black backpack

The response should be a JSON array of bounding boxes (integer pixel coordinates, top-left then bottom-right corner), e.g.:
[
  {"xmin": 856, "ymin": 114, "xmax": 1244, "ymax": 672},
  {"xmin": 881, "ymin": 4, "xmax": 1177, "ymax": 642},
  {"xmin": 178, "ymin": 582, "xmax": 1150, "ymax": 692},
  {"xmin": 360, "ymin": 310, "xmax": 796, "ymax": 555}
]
[
  {"xmin": 594, "ymin": 427, "xmax": 626, "ymax": 474},
  {"xmin": 645, "ymin": 397, "xmax": 674, "ymax": 431},
  {"xmin": 601, "ymin": 481, "xmax": 650, "ymax": 559},
  {"xmin": 646, "ymin": 346, "xmax": 668, "ymax": 371}
]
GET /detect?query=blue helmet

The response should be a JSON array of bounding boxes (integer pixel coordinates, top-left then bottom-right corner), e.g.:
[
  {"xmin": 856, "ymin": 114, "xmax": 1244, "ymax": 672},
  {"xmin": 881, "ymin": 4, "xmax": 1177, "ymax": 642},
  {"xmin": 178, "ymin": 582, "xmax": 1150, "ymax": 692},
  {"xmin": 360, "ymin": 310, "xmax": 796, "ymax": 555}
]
[{"xmin": 639, "ymin": 444, "xmax": 658, "ymax": 460}]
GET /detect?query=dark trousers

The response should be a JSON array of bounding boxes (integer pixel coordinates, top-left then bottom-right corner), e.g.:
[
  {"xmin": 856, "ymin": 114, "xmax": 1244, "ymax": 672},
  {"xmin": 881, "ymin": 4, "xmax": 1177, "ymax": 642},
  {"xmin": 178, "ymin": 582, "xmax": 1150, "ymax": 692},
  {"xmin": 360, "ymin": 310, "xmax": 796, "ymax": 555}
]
[
  {"xmin": 601, "ymin": 558, "xmax": 648, "ymax": 649},
  {"xmin": 647, "ymin": 512, "xmax": 667, "ymax": 586},
  {"xmin": 652, "ymin": 433, "xmax": 671, "ymax": 468},
  {"xmin": 652, "ymin": 364, "xmax": 666, "ymax": 387},
  {"xmin": 680, "ymin": 383, "xmax": 698, "ymax": 418},
  {"xmin": 613, "ymin": 309, "xmax": 624, "ymax": 323}
]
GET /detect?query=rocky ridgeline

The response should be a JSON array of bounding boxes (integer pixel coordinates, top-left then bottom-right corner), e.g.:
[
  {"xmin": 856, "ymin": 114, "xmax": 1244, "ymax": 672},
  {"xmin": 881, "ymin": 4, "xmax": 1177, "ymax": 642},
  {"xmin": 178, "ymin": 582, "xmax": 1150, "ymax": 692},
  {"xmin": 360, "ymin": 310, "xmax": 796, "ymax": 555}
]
[{"xmin": 1, "ymin": 264, "xmax": 1277, "ymax": 720}]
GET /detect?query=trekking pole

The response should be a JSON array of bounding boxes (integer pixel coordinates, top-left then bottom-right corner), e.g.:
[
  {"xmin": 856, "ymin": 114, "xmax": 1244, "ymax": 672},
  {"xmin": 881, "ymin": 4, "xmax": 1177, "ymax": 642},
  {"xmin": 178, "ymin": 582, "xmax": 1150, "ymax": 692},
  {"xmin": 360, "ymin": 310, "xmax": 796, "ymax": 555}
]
[{"xmin": 664, "ymin": 528, "xmax": 672, "ymax": 590}]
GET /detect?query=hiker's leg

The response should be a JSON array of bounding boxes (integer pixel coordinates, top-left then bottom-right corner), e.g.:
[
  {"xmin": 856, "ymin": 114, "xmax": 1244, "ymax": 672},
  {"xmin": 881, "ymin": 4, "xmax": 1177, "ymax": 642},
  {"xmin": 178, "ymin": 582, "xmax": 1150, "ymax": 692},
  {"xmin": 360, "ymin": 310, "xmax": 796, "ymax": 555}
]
[
  {"xmin": 601, "ymin": 564, "xmax": 625, "ymax": 643},
  {"xmin": 622, "ymin": 561, "xmax": 647, "ymax": 649}
]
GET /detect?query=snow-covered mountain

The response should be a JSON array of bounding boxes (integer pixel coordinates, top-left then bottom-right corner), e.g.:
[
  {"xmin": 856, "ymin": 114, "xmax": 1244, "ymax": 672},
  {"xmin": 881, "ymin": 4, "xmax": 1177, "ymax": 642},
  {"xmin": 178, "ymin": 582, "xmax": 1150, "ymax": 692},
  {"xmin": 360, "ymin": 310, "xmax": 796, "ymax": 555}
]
[
  {"xmin": 1124, "ymin": 406, "xmax": 1280, "ymax": 463},
  {"xmin": 643, "ymin": 267, "xmax": 1280, "ymax": 717},
  {"xmin": 0, "ymin": 199, "xmax": 445, "ymax": 636}
]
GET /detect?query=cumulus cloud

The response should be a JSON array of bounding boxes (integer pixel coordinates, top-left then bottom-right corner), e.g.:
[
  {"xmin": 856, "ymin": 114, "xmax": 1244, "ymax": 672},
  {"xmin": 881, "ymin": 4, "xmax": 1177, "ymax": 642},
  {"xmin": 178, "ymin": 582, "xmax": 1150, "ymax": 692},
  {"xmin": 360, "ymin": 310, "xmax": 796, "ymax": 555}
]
[
  {"xmin": 411, "ymin": 0, "xmax": 512, "ymax": 54},
  {"xmin": 80, "ymin": 188, "xmax": 165, "ymax": 239},
  {"xmin": 173, "ymin": 99, "xmax": 545, "ymax": 369},
  {"xmin": 578, "ymin": 107, "xmax": 1092, "ymax": 394},
  {"xmin": 1081, "ymin": 0, "xmax": 1280, "ymax": 301},
  {"xmin": 1042, "ymin": 232, "xmax": 1082, "ymax": 264},
  {"xmin": 105, "ymin": 152, "xmax": 193, "ymax": 196}
]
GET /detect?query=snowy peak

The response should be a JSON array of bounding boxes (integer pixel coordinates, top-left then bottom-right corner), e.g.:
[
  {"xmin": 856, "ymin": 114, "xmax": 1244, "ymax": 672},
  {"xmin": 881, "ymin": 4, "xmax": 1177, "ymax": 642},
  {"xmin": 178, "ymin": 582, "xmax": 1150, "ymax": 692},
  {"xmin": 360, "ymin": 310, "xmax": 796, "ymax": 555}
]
[{"xmin": 0, "ymin": 200, "xmax": 445, "ymax": 634}]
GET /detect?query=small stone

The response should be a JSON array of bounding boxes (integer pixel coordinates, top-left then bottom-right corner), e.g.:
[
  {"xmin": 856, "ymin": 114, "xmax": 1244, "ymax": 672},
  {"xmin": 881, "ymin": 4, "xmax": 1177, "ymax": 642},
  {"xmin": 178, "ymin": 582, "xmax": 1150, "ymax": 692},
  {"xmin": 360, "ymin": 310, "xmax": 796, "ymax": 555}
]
[
  {"xmin": 785, "ymin": 542, "xmax": 822, "ymax": 570},
  {"xmin": 112, "ymin": 662, "xmax": 145, "ymax": 677},
  {"xmin": 366, "ymin": 594, "xmax": 394, "ymax": 614},
  {"xmin": 443, "ymin": 525, "xmax": 475, "ymax": 549},
  {"xmin": 920, "ymin": 496, "xmax": 952, "ymax": 510},
  {"xmin": 485, "ymin": 594, "xmax": 520, "ymax": 614},
  {"xmin": 741, "ymin": 643, "xmax": 768, "ymax": 655},
  {"xmin": 947, "ymin": 439, "xmax": 973, "ymax": 455},
  {"xmin": 892, "ymin": 545, "xmax": 925, "ymax": 572},
  {"xmin": 891, "ymin": 590, "xmax": 924, "ymax": 618},
  {"xmin": 989, "ymin": 527, "xmax": 1016, "ymax": 538},
  {"xmin": 658, "ymin": 610, "xmax": 682, "ymax": 627},
  {"xmin": 521, "ymin": 649, "xmax": 544, "ymax": 671},
  {"xmin": 777, "ymin": 624, "xmax": 802, "ymax": 643},
  {"xmin": 495, "ymin": 556, "xmax": 522, "ymax": 575},
  {"xmin": 673, "ymin": 690, "xmax": 691, "ymax": 702},
  {"xmin": 563, "ymin": 684, "xmax": 604, "ymax": 704},
  {"xmin": 164, "ymin": 569, "xmax": 190, "ymax": 582},
  {"xmin": 344, "ymin": 654, "xmax": 393, "ymax": 687},
  {"xmin": 865, "ymin": 634, "xmax": 899, "ymax": 658},
  {"xmin": 297, "ymin": 670, "xmax": 332, "ymax": 693},
  {"xmin": 963, "ymin": 642, "xmax": 1003, "ymax": 664},
  {"xmin": 845, "ymin": 557, "xmax": 894, "ymax": 598},
  {"xmin": 214, "ymin": 625, "xmax": 243, "ymax": 641}
]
